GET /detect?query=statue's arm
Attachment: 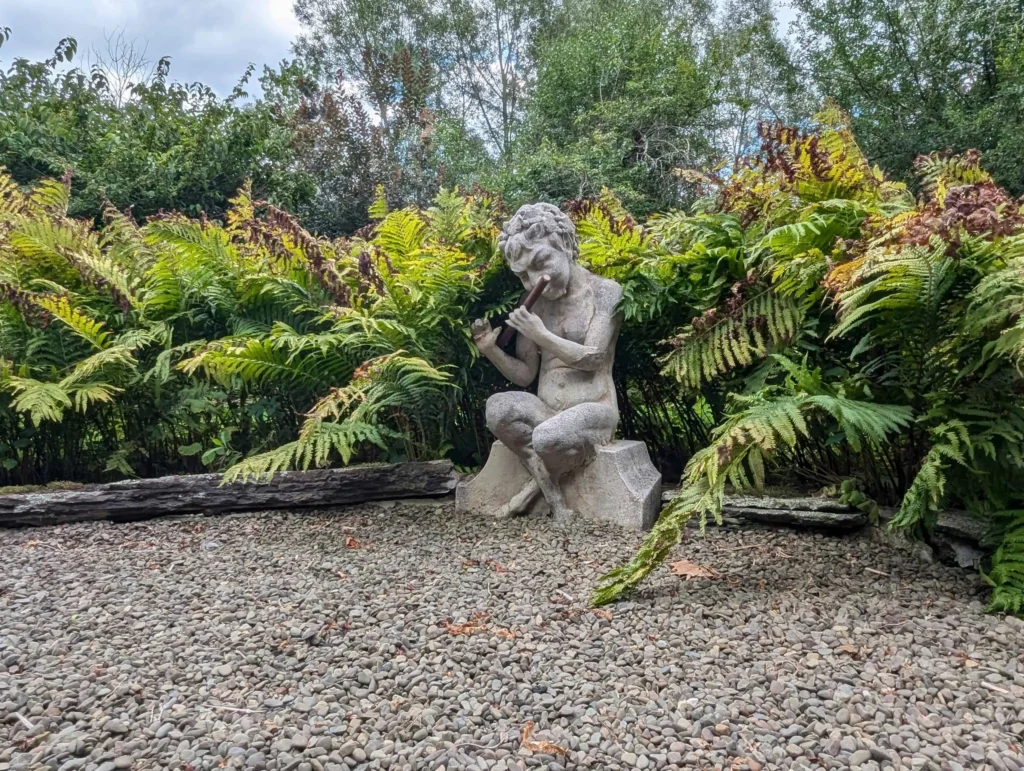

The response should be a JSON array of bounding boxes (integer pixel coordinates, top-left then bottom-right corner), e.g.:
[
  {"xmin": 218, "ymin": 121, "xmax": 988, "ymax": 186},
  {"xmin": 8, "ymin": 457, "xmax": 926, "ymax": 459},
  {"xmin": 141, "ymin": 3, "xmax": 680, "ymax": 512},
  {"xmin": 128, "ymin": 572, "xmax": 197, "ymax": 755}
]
[
  {"xmin": 507, "ymin": 281, "xmax": 622, "ymax": 372},
  {"xmin": 494, "ymin": 334, "xmax": 540, "ymax": 386},
  {"xmin": 472, "ymin": 318, "xmax": 540, "ymax": 386}
]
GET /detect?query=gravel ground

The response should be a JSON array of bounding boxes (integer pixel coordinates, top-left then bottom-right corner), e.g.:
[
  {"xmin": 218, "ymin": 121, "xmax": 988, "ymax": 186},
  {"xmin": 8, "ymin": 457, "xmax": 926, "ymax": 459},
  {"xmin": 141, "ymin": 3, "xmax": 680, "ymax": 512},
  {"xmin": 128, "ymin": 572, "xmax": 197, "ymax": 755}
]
[{"xmin": 1, "ymin": 500, "xmax": 1023, "ymax": 771}]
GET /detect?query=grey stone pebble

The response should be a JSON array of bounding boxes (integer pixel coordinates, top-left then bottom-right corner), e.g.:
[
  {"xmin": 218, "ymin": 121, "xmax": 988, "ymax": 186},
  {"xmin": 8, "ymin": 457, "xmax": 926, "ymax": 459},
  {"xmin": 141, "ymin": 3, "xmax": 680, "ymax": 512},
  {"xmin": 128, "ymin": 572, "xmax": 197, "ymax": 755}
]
[{"xmin": 0, "ymin": 502, "xmax": 1021, "ymax": 770}]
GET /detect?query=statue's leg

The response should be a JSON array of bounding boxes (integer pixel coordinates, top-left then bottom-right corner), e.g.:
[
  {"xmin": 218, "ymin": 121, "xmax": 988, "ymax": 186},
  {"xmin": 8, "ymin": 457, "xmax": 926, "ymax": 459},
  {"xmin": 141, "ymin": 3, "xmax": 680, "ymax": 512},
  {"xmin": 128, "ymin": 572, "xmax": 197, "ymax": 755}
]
[
  {"xmin": 531, "ymin": 403, "xmax": 618, "ymax": 522},
  {"xmin": 495, "ymin": 479, "xmax": 540, "ymax": 519},
  {"xmin": 485, "ymin": 392, "xmax": 553, "ymax": 516}
]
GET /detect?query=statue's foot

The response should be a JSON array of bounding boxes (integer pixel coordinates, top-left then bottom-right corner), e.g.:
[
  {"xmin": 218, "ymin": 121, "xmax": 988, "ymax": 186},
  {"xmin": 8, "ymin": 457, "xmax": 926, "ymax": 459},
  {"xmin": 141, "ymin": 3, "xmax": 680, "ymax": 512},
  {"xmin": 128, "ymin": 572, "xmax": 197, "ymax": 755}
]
[
  {"xmin": 494, "ymin": 479, "xmax": 540, "ymax": 519},
  {"xmin": 550, "ymin": 505, "xmax": 577, "ymax": 525}
]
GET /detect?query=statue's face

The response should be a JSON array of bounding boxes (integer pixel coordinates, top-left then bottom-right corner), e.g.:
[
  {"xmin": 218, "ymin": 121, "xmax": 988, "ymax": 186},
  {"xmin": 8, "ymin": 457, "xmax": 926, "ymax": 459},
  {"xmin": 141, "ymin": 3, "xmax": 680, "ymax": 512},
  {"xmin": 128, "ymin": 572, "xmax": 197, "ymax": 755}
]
[{"xmin": 504, "ymin": 236, "xmax": 573, "ymax": 300}]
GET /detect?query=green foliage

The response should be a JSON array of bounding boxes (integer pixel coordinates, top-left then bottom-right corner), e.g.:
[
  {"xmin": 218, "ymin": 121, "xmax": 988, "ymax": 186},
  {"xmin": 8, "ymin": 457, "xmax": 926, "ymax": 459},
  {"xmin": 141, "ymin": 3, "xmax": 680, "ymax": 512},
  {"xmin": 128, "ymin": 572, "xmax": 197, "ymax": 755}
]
[
  {"xmin": 594, "ymin": 362, "xmax": 912, "ymax": 603},
  {"xmin": 663, "ymin": 290, "xmax": 804, "ymax": 390},
  {"xmin": 592, "ymin": 111, "xmax": 1024, "ymax": 615},
  {"xmin": 260, "ymin": 49, "xmax": 443, "ymax": 236},
  {"xmin": 794, "ymin": 0, "xmax": 1024, "ymax": 195},
  {"xmin": 0, "ymin": 167, "xmax": 503, "ymax": 485},
  {"xmin": 984, "ymin": 511, "xmax": 1024, "ymax": 615},
  {"xmin": 0, "ymin": 35, "xmax": 311, "ymax": 223}
]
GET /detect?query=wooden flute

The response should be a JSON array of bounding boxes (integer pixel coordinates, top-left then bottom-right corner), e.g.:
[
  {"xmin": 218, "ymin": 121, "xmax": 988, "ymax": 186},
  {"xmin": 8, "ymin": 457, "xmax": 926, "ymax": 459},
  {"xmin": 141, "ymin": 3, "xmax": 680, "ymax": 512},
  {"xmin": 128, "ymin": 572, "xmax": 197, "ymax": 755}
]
[{"xmin": 497, "ymin": 274, "xmax": 551, "ymax": 348}]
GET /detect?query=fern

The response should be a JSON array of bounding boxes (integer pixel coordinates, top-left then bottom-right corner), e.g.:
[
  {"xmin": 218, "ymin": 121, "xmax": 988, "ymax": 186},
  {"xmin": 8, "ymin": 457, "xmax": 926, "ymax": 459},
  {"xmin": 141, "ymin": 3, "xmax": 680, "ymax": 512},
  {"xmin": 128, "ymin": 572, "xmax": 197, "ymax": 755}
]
[
  {"xmin": 31, "ymin": 294, "xmax": 111, "ymax": 349},
  {"xmin": 888, "ymin": 422, "xmax": 970, "ymax": 533},
  {"xmin": 983, "ymin": 511, "xmax": 1024, "ymax": 616},
  {"xmin": 222, "ymin": 353, "xmax": 454, "ymax": 482},
  {"xmin": 662, "ymin": 289, "xmax": 804, "ymax": 389},
  {"xmin": 6, "ymin": 377, "xmax": 73, "ymax": 425},
  {"xmin": 374, "ymin": 210, "xmax": 426, "ymax": 263},
  {"xmin": 594, "ymin": 372, "xmax": 911, "ymax": 604}
]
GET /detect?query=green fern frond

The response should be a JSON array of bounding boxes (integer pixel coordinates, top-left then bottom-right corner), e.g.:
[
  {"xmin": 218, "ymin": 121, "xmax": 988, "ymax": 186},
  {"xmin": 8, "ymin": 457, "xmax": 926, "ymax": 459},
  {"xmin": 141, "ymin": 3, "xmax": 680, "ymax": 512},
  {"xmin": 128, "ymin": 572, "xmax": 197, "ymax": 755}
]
[
  {"xmin": 31, "ymin": 294, "xmax": 111, "ymax": 349},
  {"xmin": 27, "ymin": 177, "xmax": 72, "ymax": 217},
  {"xmin": 222, "ymin": 353, "xmax": 453, "ymax": 482},
  {"xmin": 59, "ymin": 346, "xmax": 138, "ymax": 386},
  {"xmin": 375, "ymin": 210, "xmax": 426, "ymax": 263},
  {"xmin": 369, "ymin": 185, "xmax": 389, "ymax": 221},
  {"xmin": 889, "ymin": 422, "xmax": 971, "ymax": 533},
  {"xmin": 65, "ymin": 381, "xmax": 122, "ymax": 412},
  {"xmin": 830, "ymin": 246, "xmax": 955, "ymax": 342},
  {"xmin": 984, "ymin": 514, "xmax": 1024, "ymax": 616},
  {"xmin": 802, "ymin": 395, "xmax": 913, "ymax": 452},
  {"xmin": 594, "ymin": 374, "xmax": 912, "ymax": 604},
  {"xmin": 5, "ymin": 377, "xmax": 73, "ymax": 425},
  {"xmin": 663, "ymin": 289, "xmax": 804, "ymax": 389},
  {"xmin": 593, "ymin": 392, "xmax": 809, "ymax": 603}
]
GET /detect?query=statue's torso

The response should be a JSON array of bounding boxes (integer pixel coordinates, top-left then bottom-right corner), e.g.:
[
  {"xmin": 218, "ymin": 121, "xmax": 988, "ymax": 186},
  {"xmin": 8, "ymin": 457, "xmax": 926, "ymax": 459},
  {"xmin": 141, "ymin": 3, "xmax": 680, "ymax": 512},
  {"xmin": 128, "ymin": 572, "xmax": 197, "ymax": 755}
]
[{"xmin": 534, "ymin": 271, "xmax": 619, "ymax": 415}]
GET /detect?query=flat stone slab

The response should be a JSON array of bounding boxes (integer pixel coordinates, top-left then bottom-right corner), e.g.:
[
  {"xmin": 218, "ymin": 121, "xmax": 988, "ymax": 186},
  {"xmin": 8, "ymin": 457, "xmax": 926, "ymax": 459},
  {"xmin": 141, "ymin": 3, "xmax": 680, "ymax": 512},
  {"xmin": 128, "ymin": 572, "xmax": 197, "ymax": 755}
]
[
  {"xmin": 724, "ymin": 495, "xmax": 867, "ymax": 530},
  {"xmin": 456, "ymin": 440, "xmax": 661, "ymax": 530},
  {"xmin": 661, "ymin": 489, "xmax": 866, "ymax": 530}
]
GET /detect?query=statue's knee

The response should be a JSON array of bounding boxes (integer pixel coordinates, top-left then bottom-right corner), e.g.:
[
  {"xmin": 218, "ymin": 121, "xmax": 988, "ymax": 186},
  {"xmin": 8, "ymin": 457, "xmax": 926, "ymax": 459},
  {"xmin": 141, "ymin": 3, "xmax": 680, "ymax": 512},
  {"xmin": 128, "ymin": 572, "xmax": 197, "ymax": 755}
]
[
  {"xmin": 532, "ymin": 421, "xmax": 567, "ymax": 458},
  {"xmin": 485, "ymin": 393, "xmax": 515, "ymax": 433}
]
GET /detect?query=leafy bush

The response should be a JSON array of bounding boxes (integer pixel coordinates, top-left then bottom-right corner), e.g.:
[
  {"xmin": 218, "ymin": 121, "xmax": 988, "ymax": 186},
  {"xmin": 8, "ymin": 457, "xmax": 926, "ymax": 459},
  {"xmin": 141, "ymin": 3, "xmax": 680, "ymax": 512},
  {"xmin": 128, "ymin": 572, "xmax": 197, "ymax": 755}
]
[
  {"xmin": 0, "ymin": 36, "xmax": 311, "ymax": 224},
  {"xmin": 589, "ymin": 106, "xmax": 1024, "ymax": 615}
]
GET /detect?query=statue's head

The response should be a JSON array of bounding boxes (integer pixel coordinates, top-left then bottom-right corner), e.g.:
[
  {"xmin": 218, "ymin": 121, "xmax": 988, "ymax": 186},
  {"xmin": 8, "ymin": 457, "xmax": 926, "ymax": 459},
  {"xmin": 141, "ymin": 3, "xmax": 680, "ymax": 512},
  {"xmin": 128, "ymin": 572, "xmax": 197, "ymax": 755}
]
[{"xmin": 498, "ymin": 203, "xmax": 577, "ymax": 299}]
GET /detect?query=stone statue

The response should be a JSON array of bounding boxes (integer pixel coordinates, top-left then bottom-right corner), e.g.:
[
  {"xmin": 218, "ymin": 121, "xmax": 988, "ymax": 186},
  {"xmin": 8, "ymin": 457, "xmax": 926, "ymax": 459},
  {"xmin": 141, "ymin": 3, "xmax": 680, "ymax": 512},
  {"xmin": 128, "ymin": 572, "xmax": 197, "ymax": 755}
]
[{"xmin": 467, "ymin": 203, "xmax": 647, "ymax": 523}]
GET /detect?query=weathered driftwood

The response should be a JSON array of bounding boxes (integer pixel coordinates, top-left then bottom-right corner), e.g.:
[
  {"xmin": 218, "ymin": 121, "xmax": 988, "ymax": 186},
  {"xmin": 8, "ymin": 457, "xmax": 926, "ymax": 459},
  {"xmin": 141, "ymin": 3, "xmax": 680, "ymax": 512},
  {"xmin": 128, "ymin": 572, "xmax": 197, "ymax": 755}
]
[{"xmin": 0, "ymin": 461, "xmax": 458, "ymax": 527}]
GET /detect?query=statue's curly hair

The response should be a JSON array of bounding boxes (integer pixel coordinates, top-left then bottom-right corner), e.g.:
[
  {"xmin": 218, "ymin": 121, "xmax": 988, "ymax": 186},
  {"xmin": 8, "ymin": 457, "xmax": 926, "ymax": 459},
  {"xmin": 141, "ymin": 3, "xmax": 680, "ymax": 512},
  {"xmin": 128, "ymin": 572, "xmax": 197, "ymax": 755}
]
[{"xmin": 498, "ymin": 203, "xmax": 579, "ymax": 263}]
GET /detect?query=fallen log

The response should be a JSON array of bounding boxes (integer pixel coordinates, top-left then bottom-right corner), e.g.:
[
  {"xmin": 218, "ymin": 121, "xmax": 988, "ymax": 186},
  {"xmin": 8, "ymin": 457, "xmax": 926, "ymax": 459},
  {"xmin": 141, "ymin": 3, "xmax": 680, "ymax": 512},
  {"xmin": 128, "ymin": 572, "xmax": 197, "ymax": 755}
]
[{"xmin": 0, "ymin": 461, "xmax": 458, "ymax": 527}]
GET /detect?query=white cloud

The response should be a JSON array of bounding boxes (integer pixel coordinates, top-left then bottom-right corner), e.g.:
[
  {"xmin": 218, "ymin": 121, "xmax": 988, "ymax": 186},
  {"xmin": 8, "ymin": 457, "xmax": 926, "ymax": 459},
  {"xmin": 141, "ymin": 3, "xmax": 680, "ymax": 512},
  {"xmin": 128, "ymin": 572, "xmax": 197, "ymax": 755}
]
[{"xmin": 0, "ymin": 0, "xmax": 302, "ymax": 95}]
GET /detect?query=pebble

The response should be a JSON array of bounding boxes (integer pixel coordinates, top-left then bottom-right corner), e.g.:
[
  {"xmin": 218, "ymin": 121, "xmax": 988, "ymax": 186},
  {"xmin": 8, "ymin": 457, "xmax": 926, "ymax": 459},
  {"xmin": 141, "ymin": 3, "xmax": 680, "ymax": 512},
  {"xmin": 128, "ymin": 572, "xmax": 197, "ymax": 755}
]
[{"xmin": 0, "ymin": 502, "xmax": 1020, "ymax": 770}]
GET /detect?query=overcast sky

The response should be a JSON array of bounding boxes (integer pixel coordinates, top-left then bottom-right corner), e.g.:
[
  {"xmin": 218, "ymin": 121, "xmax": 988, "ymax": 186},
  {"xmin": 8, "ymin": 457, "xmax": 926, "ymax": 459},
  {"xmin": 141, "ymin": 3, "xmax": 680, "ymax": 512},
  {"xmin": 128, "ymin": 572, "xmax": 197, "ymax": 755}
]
[
  {"xmin": 0, "ymin": 0, "xmax": 302, "ymax": 95},
  {"xmin": 2, "ymin": 0, "xmax": 800, "ymax": 98}
]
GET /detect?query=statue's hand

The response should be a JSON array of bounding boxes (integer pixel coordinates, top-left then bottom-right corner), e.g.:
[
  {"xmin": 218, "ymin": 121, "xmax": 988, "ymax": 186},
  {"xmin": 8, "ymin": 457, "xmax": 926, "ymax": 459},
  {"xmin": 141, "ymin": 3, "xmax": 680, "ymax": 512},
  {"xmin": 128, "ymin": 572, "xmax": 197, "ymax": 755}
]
[
  {"xmin": 507, "ymin": 307, "xmax": 548, "ymax": 344},
  {"xmin": 471, "ymin": 318, "xmax": 500, "ymax": 353}
]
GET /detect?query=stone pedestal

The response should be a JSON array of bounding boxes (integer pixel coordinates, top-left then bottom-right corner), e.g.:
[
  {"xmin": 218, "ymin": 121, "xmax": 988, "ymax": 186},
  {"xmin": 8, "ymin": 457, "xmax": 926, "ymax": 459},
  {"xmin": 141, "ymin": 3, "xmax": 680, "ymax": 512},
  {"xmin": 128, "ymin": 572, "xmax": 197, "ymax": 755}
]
[{"xmin": 456, "ymin": 440, "xmax": 662, "ymax": 530}]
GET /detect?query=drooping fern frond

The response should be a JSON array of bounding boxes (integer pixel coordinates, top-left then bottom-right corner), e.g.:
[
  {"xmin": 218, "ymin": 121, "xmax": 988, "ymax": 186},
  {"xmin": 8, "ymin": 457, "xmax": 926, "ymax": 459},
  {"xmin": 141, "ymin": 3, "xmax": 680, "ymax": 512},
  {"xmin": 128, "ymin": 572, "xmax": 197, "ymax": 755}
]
[
  {"xmin": 829, "ymin": 246, "xmax": 956, "ymax": 344},
  {"xmin": 983, "ymin": 511, "xmax": 1024, "ymax": 616},
  {"xmin": 964, "ymin": 235, "xmax": 1024, "ymax": 364},
  {"xmin": 59, "ymin": 345, "xmax": 138, "ymax": 386},
  {"xmin": 222, "ymin": 353, "xmax": 455, "ymax": 482},
  {"xmin": 27, "ymin": 177, "xmax": 72, "ymax": 217},
  {"xmin": 31, "ymin": 294, "xmax": 111, "ymax": 349},
  {"xmin": 64, "ymin": 380, "xmax": 123, "ymax": 412},
  {"xmin": 5, "ymin": 377, "xmax": 73, "ymax": 425},
  {"xmin": 662, "ymin": 288, "xmax": 804, "ymax": 389},
  {"xmin": 593, "ymin": 371, "xmax": 912, "ymax": 604},
  {"xmin": 179, "ymin": 337, "xmax": 328, "ymax": 388},
  {"xmin": 802, "ymin": 394, "xmax": 913, "ymax": 452},
  {"xmin": 889, "ymin": 421, "xmax": 971, "ymax": 533}
]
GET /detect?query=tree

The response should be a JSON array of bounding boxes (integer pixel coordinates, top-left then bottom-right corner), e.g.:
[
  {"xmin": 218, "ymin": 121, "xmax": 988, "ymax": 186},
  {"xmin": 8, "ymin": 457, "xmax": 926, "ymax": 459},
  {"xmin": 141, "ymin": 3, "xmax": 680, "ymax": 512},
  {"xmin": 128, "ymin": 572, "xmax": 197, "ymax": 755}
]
[
  {"xmin": 794, "ymin": 0, "xmax": 1024, "ymax": 194},
  {"xmin": 293, "ymin": 0, "xmax": 552, "ymax": 160},
  {"xmin": 503, "ymin": 0, "xmax": 720, "ymax": 214},
  {"xmin": 435, "ymin": 0, "xmax": 553, "ymax": 158},
  {"xmin": 709, "ymin": 0, "xmax": 809, "ymax": 167},
  {"xmin": 261, "ymin": 48, "xmax": 442, "ymax": 235}
]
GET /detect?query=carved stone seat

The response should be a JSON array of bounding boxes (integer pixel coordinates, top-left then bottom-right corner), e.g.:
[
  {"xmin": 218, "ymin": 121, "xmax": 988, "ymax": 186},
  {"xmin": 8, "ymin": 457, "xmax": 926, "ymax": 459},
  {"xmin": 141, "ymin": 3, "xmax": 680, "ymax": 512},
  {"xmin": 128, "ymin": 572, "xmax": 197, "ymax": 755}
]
[{"xmin": 456, "ymin": 440, "xmax": 662, "ymax": 530}]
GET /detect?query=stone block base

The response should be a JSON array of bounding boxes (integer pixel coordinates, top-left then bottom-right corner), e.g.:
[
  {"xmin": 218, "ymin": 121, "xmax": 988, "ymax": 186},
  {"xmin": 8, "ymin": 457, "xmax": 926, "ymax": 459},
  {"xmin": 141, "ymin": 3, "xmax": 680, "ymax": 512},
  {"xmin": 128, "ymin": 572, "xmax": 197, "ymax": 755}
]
[{"xmin": 456, "ymin": 440, "xmax": 661, "ymax": 530}]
